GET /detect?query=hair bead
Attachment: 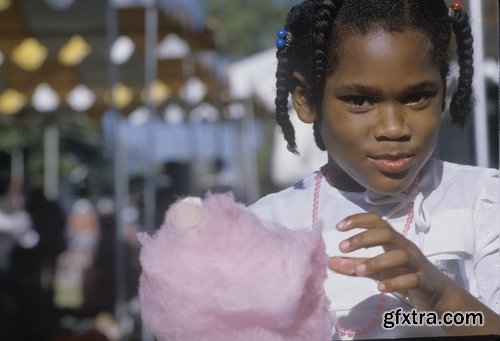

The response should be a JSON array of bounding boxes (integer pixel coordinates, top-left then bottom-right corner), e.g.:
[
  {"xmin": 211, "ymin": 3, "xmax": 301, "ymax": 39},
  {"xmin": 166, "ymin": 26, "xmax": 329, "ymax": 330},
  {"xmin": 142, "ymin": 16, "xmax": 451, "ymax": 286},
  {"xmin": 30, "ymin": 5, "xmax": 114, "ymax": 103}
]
[
  {"xmin": 275, "ymin": 28, "xmax": 293, "ymax": 49},
  {"xmin": 277, "ymin": 29, "xmax": 287, "ymax": 39},
  {"xmin": 449, "ymin": 1, "xmax": 464, "ymax": 19},
  {"xmin": 451, "ymin": 1, "xmax": 464, "ymax": 11}
]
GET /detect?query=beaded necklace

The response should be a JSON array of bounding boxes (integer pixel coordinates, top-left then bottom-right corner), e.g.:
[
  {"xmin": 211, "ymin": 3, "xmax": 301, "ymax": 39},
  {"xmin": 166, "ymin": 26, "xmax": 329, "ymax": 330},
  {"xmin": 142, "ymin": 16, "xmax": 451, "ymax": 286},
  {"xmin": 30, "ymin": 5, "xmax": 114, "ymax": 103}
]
[{"xmin": 312, "ymin": 166, "xmax": 416, "ymax": 338}]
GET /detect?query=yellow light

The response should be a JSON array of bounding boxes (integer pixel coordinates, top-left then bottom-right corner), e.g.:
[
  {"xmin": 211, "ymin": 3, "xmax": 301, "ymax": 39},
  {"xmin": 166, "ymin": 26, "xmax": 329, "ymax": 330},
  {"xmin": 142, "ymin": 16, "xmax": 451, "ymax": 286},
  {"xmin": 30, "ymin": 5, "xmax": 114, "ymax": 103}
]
[
  {"xmin": 0, "ymin": 0, "xmax": 12, "ymax": 11},
  {"xmin": 105, "ymin": 83, "xmax": 134, "ymax": 109},
  {"xmin": 10, "ymin": 37, "xmax": 48, "ymax": 71},
  {"xmin": 0, "ymin": 88, "xmax": 27, "ymax": 115},
  {"xmin": 58, "ymin": 35, "xmax": 92, "ymax": 66},
  {"xmin": 141, "ymin": 79, "xmax": 171, "ymax": 105}
]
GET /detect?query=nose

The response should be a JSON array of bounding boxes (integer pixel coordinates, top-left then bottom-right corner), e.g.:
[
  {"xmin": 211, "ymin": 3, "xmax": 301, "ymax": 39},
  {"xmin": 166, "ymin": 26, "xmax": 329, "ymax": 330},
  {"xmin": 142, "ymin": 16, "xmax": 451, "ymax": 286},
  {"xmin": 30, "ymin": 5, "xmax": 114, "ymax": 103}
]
[{"xmin": 374, "ymin": 102, "xmax": 410, "ymax": 141}]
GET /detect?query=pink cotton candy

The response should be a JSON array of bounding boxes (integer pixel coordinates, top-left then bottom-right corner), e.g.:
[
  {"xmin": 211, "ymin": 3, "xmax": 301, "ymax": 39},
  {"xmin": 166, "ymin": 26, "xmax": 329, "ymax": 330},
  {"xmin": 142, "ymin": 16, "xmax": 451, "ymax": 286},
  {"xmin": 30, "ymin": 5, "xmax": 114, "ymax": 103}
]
[{"xmin": 138, "ymin": 192, "xmax": 333, "ymax": 341}]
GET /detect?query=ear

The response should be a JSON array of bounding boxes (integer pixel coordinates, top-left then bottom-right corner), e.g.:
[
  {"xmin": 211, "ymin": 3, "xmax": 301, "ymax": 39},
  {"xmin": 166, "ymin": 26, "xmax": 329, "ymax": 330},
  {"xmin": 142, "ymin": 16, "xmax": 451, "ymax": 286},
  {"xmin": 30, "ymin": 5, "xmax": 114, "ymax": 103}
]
[{"xmin": 291, "ymin": 72, "xmax": 317, "ymax": 124}]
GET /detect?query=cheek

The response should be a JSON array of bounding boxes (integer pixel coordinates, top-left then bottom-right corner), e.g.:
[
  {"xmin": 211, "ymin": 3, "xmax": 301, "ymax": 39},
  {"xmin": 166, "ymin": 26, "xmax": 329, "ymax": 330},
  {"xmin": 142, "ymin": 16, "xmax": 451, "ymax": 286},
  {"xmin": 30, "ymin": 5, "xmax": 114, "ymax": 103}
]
[
  {"xmin": 321, "ymin": 110, "xmax": 367, "ymax": 139},
  {"xmin": 319, "ymin": 117, "xmax": 363, "ymax": 155},
  {"xmin": 417, "ymin": 113, "xmax": 441, "ymax": 143}
]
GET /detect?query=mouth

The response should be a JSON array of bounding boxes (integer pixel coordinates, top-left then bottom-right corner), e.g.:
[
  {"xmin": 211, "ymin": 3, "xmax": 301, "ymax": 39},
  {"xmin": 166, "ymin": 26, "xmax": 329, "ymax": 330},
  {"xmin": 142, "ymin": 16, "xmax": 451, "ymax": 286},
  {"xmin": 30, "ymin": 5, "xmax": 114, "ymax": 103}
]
[{"xmin": 368, "ymin": 153, "xmax": 415, "ymax": 174}]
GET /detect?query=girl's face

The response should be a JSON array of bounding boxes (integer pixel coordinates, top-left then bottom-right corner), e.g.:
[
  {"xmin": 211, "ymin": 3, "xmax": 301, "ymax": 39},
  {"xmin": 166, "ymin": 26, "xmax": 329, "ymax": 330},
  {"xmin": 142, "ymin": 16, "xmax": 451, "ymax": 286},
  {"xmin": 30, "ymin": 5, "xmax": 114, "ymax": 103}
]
[{"xmin": 318, "ymin": 30, "xmax": 443, "ymax": 194}]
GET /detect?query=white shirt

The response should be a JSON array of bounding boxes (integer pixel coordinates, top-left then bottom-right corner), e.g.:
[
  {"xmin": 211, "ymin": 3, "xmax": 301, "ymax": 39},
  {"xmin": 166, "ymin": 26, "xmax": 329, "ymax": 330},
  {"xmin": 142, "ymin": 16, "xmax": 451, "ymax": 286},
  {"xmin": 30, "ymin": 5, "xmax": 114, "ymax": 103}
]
[{"xmin": 250, "ymin": 158, "xmax": 499, "ymax": 340}]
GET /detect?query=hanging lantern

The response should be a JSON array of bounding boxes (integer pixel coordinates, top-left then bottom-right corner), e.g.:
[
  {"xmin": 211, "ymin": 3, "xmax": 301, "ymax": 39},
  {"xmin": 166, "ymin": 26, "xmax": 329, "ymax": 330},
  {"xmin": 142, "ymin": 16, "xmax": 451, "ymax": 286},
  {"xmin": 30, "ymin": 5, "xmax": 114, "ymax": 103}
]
[
  {"xmin": 0, "ymin": 0, "xmax": 11, "ymax": 11},
  {"xmin": 67, "ymin": 85, "xmax": 96, "ymax": 112},
  {"xmin": 163, "ymin": 103, "xmax": 185, "ymax": 125},
  {"xmin": 58, "ymin": 35, "xmax": 92, "ymax": 66},
  {"xmin": 224, "ymin": 102, "xmax": 247, "ymax": 120},
  {"xmin": 32, "ymin": 83, "xmax": 60, "ymax": 112},
  {"xmin": 128, "ymin": 106, "xmax": 151, "ymax": 126},
  {"xmin": 110, "ymin": 36, "xmax": 135, "ymax": 65},
  {"xmin": 141, "ymin": 79, "xmax": 171, "ymax": 106},
  {"xmin": 10, "ymin": 37, "xmax": 48, "ymax": 71},
  {"xmin": 189, "ymin": 102, "xmax": 220, "ymax": 123},
  {"xmin": 105, "ymin": 82, "xmax": 134, "ymax": 109},
  {"xmin": 156, "ymin": 34, "xmax": 190, "ymax": 59},
  {"xmin": 180, "ymin": 77, "xmax": 207, "ymax": 106},
  {"xmin": 0, "ymin": 88, "xmax": 27, "ymax": 115}
]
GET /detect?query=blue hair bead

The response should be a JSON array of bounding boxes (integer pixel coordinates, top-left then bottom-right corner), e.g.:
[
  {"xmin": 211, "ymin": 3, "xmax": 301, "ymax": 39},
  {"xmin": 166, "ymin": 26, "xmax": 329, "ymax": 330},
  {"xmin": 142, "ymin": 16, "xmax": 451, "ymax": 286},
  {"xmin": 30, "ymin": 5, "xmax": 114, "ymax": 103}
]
[
  {"xmin": 276, "ymin": 28, "xmax": 293, "ymax": 49},
  {"xmin": 277, "ymin": 28, "xmax": 287, "ymax": 39}
]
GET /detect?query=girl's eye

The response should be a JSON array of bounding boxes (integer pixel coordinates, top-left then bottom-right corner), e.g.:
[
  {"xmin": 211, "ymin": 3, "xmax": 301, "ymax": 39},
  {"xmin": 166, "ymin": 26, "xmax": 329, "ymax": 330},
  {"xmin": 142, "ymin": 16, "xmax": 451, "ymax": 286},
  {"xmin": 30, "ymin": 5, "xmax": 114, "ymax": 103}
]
[
  {"xmin": 405, "ymin": 92, "xmax": 435, "ymax": 108},
  {"xmin": 342, "ymin": 96, "xmax": 372, "ymax": 112}
]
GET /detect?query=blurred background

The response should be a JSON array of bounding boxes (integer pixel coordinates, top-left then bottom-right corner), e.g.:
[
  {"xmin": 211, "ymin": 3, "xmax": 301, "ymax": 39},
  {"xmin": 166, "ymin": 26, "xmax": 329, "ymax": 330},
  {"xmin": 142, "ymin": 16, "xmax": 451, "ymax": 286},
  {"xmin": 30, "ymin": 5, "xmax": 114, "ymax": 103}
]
[{"xmin": 0, "ymin": 0, "xmax": 497, "ymax": 340}]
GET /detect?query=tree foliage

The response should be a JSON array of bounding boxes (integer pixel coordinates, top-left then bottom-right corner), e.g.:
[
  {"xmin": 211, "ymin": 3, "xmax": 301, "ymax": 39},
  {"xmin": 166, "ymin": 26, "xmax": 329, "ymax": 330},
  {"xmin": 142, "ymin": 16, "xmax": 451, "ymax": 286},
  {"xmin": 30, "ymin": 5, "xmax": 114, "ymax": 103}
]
[{"xmin": 201, "ymin": 0, "xmax": 298, "ymax": 59}]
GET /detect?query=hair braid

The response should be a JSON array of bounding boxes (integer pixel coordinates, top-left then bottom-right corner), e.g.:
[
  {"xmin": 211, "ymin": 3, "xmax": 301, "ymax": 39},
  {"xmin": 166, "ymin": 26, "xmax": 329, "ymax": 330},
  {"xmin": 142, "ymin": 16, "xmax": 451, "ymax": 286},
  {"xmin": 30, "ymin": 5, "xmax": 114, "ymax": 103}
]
[
  {"xmin": 449, "ymin": 8, "xmax": 474, "ymax": 127},
  {"xmin": 275, "ymin": 43, "xmax": 297, "ymax": 154},
  {"xmin": 274, "ymin": 0, "xmax": 337, "ymax": 154},
  {"xmin": 310, "ymin": 1, "xmax": 336, "ymax": 105},
  {"xmin": 311, "ymin": 1, "xmax": 337, "ymax": 151},
  {"xmin": 274, "ymin": 3, "xmax": 302, "ymax": 154}
]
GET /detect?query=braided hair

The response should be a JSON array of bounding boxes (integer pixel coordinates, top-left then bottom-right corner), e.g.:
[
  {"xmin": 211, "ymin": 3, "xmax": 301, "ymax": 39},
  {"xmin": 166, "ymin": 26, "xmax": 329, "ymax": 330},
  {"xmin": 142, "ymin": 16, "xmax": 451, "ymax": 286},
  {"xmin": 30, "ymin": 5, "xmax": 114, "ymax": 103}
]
[{"xmin": 275, "ymin": 0, "xmax": 474, "ymax": 154}]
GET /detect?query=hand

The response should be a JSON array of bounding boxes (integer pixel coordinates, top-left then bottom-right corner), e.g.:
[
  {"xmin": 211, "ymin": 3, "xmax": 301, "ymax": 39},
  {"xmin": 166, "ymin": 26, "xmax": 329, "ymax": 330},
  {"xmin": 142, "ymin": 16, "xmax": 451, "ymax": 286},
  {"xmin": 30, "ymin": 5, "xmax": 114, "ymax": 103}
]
[
  {"xmin": 328, "ymin": 212, "xmax": 449, "ymax": 311},
  {"xmin": 328, "ymin": 212, "xmax": 500, "ymax": 335}
]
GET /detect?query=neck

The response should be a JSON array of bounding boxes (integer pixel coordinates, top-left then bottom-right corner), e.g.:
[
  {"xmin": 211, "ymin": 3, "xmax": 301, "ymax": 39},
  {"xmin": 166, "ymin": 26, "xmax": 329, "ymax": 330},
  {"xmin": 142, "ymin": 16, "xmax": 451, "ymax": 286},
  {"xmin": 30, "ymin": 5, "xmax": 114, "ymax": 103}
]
[{"xmin": 323, "ymin": 158, "xmax": 365, "ymax": 192}]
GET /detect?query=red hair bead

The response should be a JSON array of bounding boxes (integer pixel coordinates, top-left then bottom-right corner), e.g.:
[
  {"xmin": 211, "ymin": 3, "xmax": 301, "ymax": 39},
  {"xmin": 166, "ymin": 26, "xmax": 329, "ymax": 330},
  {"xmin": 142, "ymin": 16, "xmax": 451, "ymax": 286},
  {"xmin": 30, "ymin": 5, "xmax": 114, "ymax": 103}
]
[{"xmin": 451, "ymin": 1, "xmax": 464, "ymax": 11}]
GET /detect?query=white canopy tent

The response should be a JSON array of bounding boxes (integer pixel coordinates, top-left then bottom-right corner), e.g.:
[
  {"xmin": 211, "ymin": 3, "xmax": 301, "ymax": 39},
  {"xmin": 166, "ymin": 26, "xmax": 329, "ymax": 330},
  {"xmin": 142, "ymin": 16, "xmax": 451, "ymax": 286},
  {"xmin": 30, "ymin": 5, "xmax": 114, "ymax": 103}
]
[{"xmin": 228, "ymin": 48, "xmax": 326, "ymax": 188}]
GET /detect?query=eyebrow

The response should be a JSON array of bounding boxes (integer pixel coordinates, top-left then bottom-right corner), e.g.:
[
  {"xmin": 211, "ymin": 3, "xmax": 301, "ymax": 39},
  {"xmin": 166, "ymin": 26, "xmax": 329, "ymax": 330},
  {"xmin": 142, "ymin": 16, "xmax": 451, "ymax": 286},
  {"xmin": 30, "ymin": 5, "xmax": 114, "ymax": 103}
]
[
  {"xmin": 404, "ymin": 81, "xmax": 440, "ymax": 93},
  {"xmin": 335, "ymin": 81, "xmax": 440, "ymax": 97}
]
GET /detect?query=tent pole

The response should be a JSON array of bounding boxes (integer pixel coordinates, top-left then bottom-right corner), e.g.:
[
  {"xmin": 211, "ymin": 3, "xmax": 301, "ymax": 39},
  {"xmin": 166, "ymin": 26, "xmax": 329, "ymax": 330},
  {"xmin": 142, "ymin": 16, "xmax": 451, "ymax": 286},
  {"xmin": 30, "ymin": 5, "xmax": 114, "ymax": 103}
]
[
  {"xmin": 469, "ymin": 1, "xmax": 489, "ymax": 167},
  {"xmin": 106, "ymin": 0, "xmax": 128, "ymax": 329}
]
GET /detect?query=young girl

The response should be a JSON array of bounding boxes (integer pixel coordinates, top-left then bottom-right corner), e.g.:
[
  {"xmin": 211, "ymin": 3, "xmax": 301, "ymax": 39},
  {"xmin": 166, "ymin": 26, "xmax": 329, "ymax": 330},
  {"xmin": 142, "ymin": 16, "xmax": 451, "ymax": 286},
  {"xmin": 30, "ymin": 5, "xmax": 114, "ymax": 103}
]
[{"xmin": 250, "ymin": 0, "xmax": 500, "ymax": 339}]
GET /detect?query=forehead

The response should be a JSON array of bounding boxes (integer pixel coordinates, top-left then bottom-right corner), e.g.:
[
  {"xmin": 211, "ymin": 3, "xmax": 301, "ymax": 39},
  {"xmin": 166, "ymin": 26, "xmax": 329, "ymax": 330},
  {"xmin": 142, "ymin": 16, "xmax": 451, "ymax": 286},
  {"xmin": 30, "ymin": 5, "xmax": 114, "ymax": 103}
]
[{"xmin": 331, "ymin": 30, "xmax": 440, "ymax": 83}]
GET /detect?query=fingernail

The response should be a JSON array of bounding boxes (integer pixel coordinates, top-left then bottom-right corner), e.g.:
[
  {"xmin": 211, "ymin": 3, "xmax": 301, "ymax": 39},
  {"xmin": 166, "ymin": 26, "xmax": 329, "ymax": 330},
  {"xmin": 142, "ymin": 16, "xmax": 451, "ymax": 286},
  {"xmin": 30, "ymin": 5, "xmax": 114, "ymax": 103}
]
[
  {"xmin": 336, "ymin": 220, "xmax": 347, "ymax": 230},
  {"xmin": 378, "ymin": 282, "xmax": 386, "ymax": 292},
  {"xmin": 339, "ymin": 240, "xmax": 350, "ymax": 252},
  {"xmin": 355, "ymin": 263, "xmax": 366, "ymax": 275}
]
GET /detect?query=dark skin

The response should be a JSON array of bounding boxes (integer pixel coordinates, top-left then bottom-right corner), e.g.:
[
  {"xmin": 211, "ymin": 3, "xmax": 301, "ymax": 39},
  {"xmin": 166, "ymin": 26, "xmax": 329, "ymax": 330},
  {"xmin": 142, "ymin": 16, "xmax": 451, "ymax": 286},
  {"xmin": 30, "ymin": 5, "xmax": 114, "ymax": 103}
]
[{"xmin": 292, "ymin": 29, "xmax": 500, "ymax": 335}]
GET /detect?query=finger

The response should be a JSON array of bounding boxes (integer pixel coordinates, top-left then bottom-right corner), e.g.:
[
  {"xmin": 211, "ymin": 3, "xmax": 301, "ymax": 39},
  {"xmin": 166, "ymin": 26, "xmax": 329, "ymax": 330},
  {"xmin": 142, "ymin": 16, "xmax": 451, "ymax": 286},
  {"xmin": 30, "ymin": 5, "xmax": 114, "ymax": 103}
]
[
  {"xmin": 339, "ymin": 227, "xmax": 394, "ymax": 253},
  {"xmin": 377, "ymin": 272, "xmax": 424, "ymax": 293},
  {"xmin": 336, "ymin": 212, "xmax": 384, "ymax": 231},
  {"xmin": 354, "ymin": 249, "xmax": 415, "ymax": 277},
  {"xmin": 328, "ymin": 256, "xmax": 367, "ymax": 276}
]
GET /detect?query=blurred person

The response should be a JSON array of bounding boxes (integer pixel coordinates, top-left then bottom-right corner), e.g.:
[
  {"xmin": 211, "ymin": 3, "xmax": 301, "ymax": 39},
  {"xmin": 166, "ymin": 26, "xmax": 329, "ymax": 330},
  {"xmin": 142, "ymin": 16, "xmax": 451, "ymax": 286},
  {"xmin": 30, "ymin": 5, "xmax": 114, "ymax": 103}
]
[
  {"xmin": 0, "ymin": 153, "xmax": 40, "ymax": 340},
  {"xmin": 200, "ymin": 158, "xmax": 237, "ymax": 194},
  {"xmin": 154, "ymin": 161, "xmax": 192, "ymax": 228},
  {"xmin": 19, "ymin": 181, "xmax": 67, "ymax": 338},
  {"xmin": 93, "ymin": 195, "xmax": 116, "ymax": 315},
  {"xmin": 53, "ymin": 180, "xmax": 101, "ymax": 316}
]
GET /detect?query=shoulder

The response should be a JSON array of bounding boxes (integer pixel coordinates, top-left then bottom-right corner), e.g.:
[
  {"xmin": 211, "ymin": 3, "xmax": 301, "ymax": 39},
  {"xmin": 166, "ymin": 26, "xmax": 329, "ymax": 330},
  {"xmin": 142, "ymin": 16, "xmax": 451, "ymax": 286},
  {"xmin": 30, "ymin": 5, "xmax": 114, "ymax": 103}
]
[
  {"xmin": 423, "ymin": 159, "xmax": 498, "ymax": 230},
  {"xmin": 427, "ymin": 157, "xmax": 498, "ymax": 177},
  {"xmin": 249, "ymin": 172, "xmax": 320, "ymax": 229},
  {"xmin": 424, "ymin": 158, "xmax": 498, "ymax": 251},
  {"xmin": 425, "ymin": 158, "xmax": 498, "ymax": 195}
]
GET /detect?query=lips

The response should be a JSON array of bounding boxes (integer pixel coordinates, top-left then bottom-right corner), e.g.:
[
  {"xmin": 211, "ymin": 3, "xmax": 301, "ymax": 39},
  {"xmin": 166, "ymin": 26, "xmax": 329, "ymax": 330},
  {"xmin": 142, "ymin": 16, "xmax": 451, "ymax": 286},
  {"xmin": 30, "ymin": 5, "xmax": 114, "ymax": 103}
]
[{"xmin": 369, "ymin": 153, "xmax": 414, "ymax": 174}]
